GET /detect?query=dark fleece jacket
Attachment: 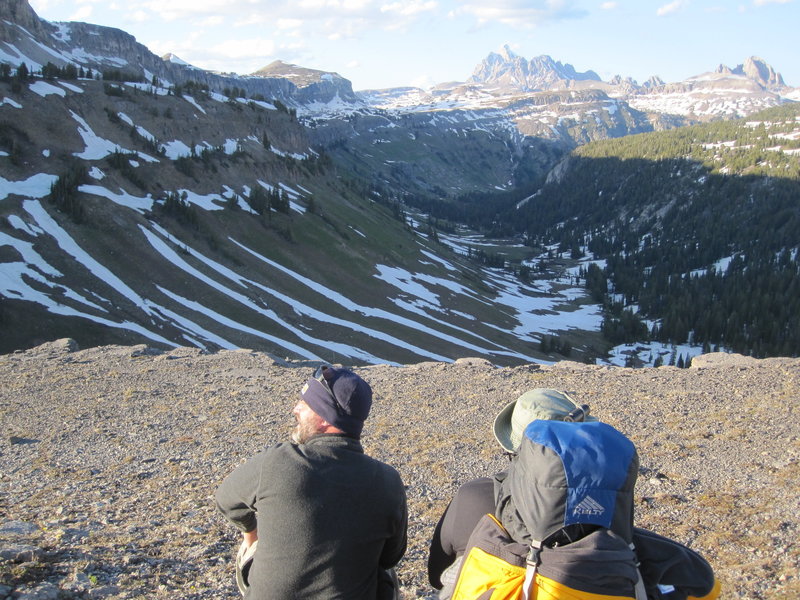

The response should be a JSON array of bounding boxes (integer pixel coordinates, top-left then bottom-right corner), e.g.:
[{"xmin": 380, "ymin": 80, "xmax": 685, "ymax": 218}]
[{"xmin": 216, "ymin": 434, "xmax": 407, "ymax": 600}]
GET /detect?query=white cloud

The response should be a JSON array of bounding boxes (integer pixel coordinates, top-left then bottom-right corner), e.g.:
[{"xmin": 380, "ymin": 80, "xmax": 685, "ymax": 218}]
[
  {"xmin": 754, "ymin": 0, "xmax": 791, "ymax": 4},
  {"xmin": 209, "ymin": 37, "xmax": 277, "ymax": 60},
  {"xmin": 277, "ymin": 18, "xmax": 304, "ymax": 29},
  {"xmin": 127, "ymin": 10, "xmax": 150, "ymax": 23},
  {"xmin": 341, "ymin": 0, "xmax": 374, "ymax": 9},
  {"xmin": 656, "ymin": 0, "xmax": 688, "ymax": 16},
  {"xmin": 68, "ymin": 5, "xmax": 93, "ymax": 21},
  {"xmin": 28, "ymin": 0, "xmax": 57, "ymax": 12},
  {"xmin": 233, "ymin": 14, "xmax": 268, "ymax": 26},
  {"xmin": 600, "ymin": 1, "xmax": 618, "ymax": 9},
  {"xmin": 198, "ymin": 15, "xmax": 225, "ymax": 26},
  {"xmin": 140, "ymin": 0, "xmax": 238, "ymax": 21},
  {"xmin": 411, "ymin": 73, "xmax": 436, "ymax": 89},
  {"xmin": 381, "ymin": 1, "xmax": 437, "ymax": 17},
  {"xmin": 451, "ymin": 0, "xmax": 587, "ymax": 28}
]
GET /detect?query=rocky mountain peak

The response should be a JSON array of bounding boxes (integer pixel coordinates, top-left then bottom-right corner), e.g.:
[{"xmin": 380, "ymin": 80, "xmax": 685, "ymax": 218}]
[
  {"xmin": 644, "ymin": 75, "xmax": 665, "ymax": 89},
  {"xmin": 250, "ymin": 60, "xmax": 357, "ymax": 103},
  {"xmin": 470, "ymin": 48, "xmax": 602, "ymax": 92},
  {"xmin": 741, "ymin": 56, "xmax": 785, "ymax": 88},
  {"xmin": 498, "ymin": 43, "xmax": 518, "ymax": 61},
  {"xmin": 162, "ymin": 53, "xmax": 191, "ymax": 67},
  {"xmin": 715, "ymin": 56, "xmax": 785, "ymax": 89},
  {"xmin": 251, "ymin": 60, "xmax": 339, "ymax": 84},
  {"xmin": 0, "ymin": 0, "xmax": 54, "ymax": 45}
]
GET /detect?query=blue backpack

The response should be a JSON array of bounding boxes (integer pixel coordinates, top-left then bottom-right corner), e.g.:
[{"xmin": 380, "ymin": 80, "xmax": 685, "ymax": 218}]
[{"xmin": 454, "ymin": 420, "xmax": 719, "ymax": 600}]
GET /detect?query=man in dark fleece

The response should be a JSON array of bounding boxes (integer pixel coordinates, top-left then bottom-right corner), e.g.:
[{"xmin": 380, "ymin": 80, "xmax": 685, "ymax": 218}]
[{"xmin": 216, "ymin": 366, "xmax": 407, "ymax": 600}]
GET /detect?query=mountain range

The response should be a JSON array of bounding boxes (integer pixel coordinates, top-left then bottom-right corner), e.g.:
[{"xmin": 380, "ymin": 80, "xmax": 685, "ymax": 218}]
[{"xmin": 1, "ymin": 0, "xmax": 798, "ymax": 364}]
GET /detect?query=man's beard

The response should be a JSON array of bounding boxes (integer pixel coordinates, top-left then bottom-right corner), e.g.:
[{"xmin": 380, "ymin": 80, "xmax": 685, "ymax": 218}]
[{"xmin": 292, "ymin": 415, "xmax": 319, "ymax": 444}]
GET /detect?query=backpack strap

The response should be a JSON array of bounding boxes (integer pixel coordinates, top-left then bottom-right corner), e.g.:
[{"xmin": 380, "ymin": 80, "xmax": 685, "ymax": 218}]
[
  {"xmin": 522, "ymin": 542, "xmax": 542, "ymax": 599},
  {"xmin": 631, "ymin": 542, "xmax": 648, "ymax": 600}
]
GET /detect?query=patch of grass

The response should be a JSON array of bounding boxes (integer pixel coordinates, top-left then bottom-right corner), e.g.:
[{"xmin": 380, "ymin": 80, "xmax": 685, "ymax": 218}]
[{"xmin": 1, "ymin": 560, "xmax": 50, "ymax": 586}]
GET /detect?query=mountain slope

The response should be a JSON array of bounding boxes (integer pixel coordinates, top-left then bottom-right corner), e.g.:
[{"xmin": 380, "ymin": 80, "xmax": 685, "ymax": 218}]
[
  {"xmin": 0, "ymin": 0, "xmax": 346, "ymax": 105},
  {"xmin": 1, "ymin": 75, "xmax": 611, "ymax": 364}
]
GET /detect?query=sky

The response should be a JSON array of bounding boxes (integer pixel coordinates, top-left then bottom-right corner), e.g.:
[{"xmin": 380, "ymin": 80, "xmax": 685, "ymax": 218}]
[{"xmin": 22, "ymin": 0, "xmax": 800, "ymax": 91}]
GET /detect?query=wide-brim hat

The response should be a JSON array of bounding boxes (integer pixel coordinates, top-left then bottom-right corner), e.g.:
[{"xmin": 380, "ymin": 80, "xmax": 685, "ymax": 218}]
[{"xmin": 493, "ymin": 388, "xmax": 598, "ymax": 453}]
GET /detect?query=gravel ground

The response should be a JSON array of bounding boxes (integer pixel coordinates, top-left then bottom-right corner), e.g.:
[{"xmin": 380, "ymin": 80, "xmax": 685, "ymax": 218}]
[{"xmin": 1, "ymin": 339, "xmax": 798, "ymax": 599}]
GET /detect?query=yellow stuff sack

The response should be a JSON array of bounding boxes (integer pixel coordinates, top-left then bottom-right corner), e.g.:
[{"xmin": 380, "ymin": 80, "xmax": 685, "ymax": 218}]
[{"xmin": 451, "ymin": 514, "xmax": 526, "ymax": 600}]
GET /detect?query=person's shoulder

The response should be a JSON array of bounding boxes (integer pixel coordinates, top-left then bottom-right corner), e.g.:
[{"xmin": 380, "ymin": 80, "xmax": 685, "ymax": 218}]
[
  {"xmin": 365, "ymin": 453, "xmax": 405, "ymax": 481},
  {"xmin": 248, "ymin": 441, "xmax": 298, "ymax": 463}
]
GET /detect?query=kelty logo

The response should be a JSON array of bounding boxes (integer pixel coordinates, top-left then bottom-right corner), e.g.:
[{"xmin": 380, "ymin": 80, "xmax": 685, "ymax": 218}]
[{"xmin": 573, "ymin": 495, "xmax": 605, "ymax": 516}]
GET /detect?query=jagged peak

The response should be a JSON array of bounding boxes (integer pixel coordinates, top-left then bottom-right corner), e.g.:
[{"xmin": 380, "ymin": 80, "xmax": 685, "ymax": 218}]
[
  {"xmin": 499, "ymin": 44, "xmax": 518, "ymax": 61},
  {"xmin": 470, "ymin": 50, "xmax": 601, "ymax": 91},
  {"xmin": 715, "ymin": 56, "xmax": 784, "ymax": 88},
  {"xmin": 715, "ymin": 64, "xmax": 735, "ymax": 76},
  {"xmin": 741, "ymin": 56, "xmax": 785, "ymax": 88}
]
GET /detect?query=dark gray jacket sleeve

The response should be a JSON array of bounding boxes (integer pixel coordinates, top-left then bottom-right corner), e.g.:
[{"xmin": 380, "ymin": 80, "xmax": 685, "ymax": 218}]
[
  {"xmin": 215, "ymin": 453, "xmax": 264, "ymax": 533},
  {"xmin": 379, "ymin": 468, "xmax": 408, "ymax": 570}
]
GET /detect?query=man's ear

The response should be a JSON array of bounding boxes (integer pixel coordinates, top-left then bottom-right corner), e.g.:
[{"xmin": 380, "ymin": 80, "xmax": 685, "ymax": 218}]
[{"xmin": 317, "ymin": 419, "xmax": 345, "ymax": 434}]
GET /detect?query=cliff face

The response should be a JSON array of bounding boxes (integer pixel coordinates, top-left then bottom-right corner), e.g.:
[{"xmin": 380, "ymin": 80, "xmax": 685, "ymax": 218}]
[
  {"xmin": 0, "ymin": 0, "xmax": 46, "ymax": 33},
  {"xmin": 2, "ymin": 340, "xmax": 798, "ymax": 598}
]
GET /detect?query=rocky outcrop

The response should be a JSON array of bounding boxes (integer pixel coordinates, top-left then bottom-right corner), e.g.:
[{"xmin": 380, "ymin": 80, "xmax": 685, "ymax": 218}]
[
  {"xmin": 740, "ymin": 56, "xmax": 785, "ymax": 89},
  {"xmin": 0, "ymin": 0, "xmax": 46, "ymax": 34}
]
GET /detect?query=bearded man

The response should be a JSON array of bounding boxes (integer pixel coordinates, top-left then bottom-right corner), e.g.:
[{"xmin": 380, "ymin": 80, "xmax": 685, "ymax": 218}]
[{"xmin": 216, "ymin": 366, "xmax": 407, "ymax": 599}]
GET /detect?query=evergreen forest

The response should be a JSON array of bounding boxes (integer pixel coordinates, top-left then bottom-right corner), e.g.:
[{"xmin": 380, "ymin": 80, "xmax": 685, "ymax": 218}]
[{"xmin": 453, "ymin": 104, "xmax": 800, "ymax": 358}]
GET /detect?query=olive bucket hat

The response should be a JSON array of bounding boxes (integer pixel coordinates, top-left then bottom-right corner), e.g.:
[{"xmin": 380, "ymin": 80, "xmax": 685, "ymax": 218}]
[{"xmin": 493, "ymin": 388, "xmax": 598, "ymax": 453}]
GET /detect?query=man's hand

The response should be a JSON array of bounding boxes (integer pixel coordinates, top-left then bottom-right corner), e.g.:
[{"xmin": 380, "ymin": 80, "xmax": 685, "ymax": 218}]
[{"xmin": 243, "ymin": 528, "xmax": 259, "ymax": 548}]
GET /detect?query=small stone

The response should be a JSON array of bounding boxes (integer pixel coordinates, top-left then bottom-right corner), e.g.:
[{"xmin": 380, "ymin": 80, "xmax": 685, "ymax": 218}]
[
  {"xmin": 14, "ymin": 581, "xmax": 60, "ymax": 600},
  {"xmin": 87, "ymin": 585, "xmax": 122, "ymax": 598},
  {"xmin": 0, "ymin": 544, "xmax": 42, "ymax": 562},
  {"xmin": 0, "ymin": 520, "xmax": 40, "ymax": 536},
  {"xmin": 9, "ymin": 436, "xmax": 40, "ymax": 445}
]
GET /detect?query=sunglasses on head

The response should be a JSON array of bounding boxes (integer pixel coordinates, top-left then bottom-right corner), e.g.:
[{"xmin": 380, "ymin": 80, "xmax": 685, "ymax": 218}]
[{"xmin": 314, "ymin": 366, "xmax": 345, "ymax": 416}]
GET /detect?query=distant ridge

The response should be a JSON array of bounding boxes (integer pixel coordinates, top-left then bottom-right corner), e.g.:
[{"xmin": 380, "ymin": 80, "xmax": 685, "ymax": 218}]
[
  {"xmin": 470, "ymin": 45, "xmax": 602, "ymax": 91},
  {"xmin": 250, "ymin": 60, "xmax": 359, "ymax": 103}
]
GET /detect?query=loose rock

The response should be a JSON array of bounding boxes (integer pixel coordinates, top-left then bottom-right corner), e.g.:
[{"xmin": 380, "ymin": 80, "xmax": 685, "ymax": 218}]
[{"xmin": 1, "ymin": 341, "xmax": 798, "ymax": 599}]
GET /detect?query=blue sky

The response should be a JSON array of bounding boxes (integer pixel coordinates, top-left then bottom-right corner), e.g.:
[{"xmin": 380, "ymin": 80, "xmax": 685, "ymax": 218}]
[{"xmin": 26, "ymin": 0, "xmax": 798, "ymax": 91}]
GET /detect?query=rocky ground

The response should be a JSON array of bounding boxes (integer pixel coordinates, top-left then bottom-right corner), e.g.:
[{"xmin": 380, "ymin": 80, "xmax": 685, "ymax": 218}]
[{"xmin": 1, "ymin": 339, "xmax": 798, "ymax": 599}]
